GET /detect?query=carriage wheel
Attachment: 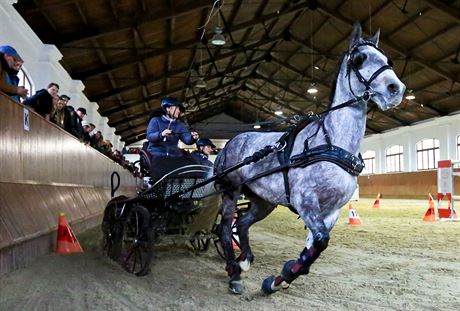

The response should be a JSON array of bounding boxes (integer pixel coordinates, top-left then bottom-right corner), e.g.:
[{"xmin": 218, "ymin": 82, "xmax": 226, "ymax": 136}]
[
  {"xmin": 121, "ymin": 205, "xmax": 154, "ymax": 276},
  {"xmin": 190, "ymin": 231, "xmax": 211, "ymax": 253},
  {"xmin": 102, "ymin": 204, "xmax": 123, "ymax": 261}
]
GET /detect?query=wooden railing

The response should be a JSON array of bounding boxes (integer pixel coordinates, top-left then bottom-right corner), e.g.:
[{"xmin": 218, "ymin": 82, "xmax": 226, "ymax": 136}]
[{"xmin": 0, "ymin": 93, "xmax": 136, "ymax": 274}]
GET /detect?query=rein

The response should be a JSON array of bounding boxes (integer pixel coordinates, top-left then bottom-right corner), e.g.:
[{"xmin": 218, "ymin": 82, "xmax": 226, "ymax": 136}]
[{"xmin": 215, "ymin": 40, "xmax": 393, "ymax": 207}]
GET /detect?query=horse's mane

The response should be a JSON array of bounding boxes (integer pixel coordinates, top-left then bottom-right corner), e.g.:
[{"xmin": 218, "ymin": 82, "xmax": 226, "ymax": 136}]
[{"xmin": 327, "ymin": 52, "xmax": 347, "ymax": 109}]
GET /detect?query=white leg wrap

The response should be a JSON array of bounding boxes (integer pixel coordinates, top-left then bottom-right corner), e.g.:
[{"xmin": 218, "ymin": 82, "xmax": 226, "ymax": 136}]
[{"xmin": 239, "ymin": 258, "xmax": 251, "ymax": 272}]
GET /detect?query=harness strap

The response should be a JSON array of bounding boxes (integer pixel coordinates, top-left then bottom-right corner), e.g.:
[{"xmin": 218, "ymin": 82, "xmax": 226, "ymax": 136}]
[
  {"xmin": 275, "ymin": 118, "xmax": 315, "ymax": 204},
  {"xmin": 240, "ymin": 144, "xmax": 364, "ymax": 212}
]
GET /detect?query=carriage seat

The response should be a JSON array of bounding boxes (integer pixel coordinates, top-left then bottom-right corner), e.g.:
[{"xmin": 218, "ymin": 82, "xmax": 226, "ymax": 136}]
[{"xmin": 139, "ymin": 149, "xmax": 154, "ymax": 177}]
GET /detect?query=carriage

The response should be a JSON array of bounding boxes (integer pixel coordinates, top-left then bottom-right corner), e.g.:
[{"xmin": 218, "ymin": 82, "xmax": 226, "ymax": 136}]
[
  {"xmin": 103, "ymin": 23, "xmax": 406, "ymax": 295},
  {"xmin": 101, "ymin": 149, "xmax": 246, "ymax": 276}
]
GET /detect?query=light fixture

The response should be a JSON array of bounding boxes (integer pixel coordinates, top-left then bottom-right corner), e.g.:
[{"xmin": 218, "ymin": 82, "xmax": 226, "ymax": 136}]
[
  {"xmin": 314, "ymin": 65, "xmax": 320, "ymax": 70},
  {"xmin": 307, "ymin": 11, "xmax": 318, "ymax": 96},
  {"xmin": 195, "ymin": 77, "xmax": 207, "ymax": 88},
  {"xmin": 274, "ymin": 110, "xmax": 283, "ymax": 115},
  {"xmin": 253, "ymin": 124, "xmax": 261, "ymax": 129},
  {"xmin": 405, "ymin": 89, "xmax": 415, "ymax": 100},
  {"xmin": 211, "ymin": 26, "xmax": 226, "ymax": 46},
  {"xmin": 307, "ymin": 83, "xmax": 318, "ymax": 94}
]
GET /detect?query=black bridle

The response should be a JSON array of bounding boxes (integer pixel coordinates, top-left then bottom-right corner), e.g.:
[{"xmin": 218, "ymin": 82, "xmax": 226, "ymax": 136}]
[{"xmin": 346, "ymin": 40, "xmax": 394, "ymax": 101}]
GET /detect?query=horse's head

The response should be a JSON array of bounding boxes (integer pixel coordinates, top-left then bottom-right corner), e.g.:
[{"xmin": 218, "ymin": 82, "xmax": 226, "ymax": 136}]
[{"xmin": 345, "ymin": 23, "xmax": 406, "ymax": 110}]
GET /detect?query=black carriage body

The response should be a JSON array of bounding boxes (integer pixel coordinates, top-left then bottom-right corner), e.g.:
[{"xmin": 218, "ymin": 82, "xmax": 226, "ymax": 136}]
[{"xmin": 102, "ymin": 162, "xmax": 221, "ymax": 275}]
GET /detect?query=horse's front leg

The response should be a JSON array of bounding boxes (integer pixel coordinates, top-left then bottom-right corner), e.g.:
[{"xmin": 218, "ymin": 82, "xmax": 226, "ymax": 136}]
[
  {"xmin": 235, "ymin": 196, "xmax": 276, "ymax": 273},
  {"xmin": 220, "ymin": 189, "xmax": 243, "ymax": 294},
  {"xmin": 262, "ymin": 205, "xmax": 341, "ymax": 294}
]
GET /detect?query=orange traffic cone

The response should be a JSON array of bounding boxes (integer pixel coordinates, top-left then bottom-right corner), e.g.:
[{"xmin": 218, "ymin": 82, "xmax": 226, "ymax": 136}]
[
  {"xmin": 423, "ymin": 194, "xmax": 436, "ymax": 222},
  {"xmin": 56, "ymin": 213, "xmax": 83, "ymax": 254},
  {"xmin": 348, "ymin": 203, "xmax": 362, "ymax": 225},
  {"xmin": 372, "ymin": 193, "xmax": 381, "ymax": 208}
]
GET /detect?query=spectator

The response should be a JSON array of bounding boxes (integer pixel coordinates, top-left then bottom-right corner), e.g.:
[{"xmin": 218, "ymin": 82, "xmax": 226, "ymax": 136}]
[
  {"xmin": 69, "ymin": 107, "xmax": 86, "ymax": 139},
  {"xmin": 89, "ymin": 123, "xmax": 96, "ymax": 135},
  {"xmin": 191, "ymin": 138, "xmax": 216, "ymax": 167},
  {"xmin": 81, "ymin": 120, "xmax": 92, "ymax": 144},
  {"xmin": 22, "ymin": 82, "xmax": 59, "ymax": 119},
  {"xmin": 90, "ymin": 130, "xmax": 104, "ymax": 151},
  {"xmin": 0, "ymin": 45, "xmax": 28, "ymax": 101},
  {"xmin": 50, "ymin": 94, "xmax": 71, "ymax": 131}
]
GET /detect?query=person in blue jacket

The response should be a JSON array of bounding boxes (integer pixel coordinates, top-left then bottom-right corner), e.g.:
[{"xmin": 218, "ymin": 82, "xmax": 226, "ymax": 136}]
[
  {"xmin": 191, "ymin": 138, "xmax": 216, "ymax": 167},
  {"xmin": 146, "ymin": 97, "xmax": 199, "ymax": 157}
]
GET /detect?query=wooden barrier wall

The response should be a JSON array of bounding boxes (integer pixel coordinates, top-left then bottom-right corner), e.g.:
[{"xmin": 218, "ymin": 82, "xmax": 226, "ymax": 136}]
[
  {"xmin": 0, "ymin": 93, "xmax": 136, "ymax": 275},
  {"xmin": 358, "ymin": 169, "xmax": 460, "ymax": 199}
]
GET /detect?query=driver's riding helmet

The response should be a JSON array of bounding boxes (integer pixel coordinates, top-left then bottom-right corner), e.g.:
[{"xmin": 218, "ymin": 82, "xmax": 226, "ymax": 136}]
[
  {"xmin": 160, "ymin": 97, "xmax": 185, "ymax": 113},
  {"xmin": 196, "ymin": 138, "xmax": 216, "ymax": 149}
]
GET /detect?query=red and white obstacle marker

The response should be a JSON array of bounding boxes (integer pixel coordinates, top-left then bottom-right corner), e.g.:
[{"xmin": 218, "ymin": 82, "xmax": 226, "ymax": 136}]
[{"xmin": 436, "ymin": 160, "xmax": 459, "ymax": 221}]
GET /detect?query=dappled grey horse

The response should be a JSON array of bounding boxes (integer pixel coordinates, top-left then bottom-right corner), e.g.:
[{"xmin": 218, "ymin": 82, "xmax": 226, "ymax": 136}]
[{"xmin": 214, "ymin": 23, "xmax": 405, "ymax": 295}]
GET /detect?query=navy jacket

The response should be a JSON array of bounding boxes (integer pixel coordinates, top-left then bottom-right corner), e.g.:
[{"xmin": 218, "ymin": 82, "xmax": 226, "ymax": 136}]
[
  {"xmin": 22, "ymin": 89, "xmax": 53, "ymax": 117},
  {"xmin": 191, "ymin": 151, "xmax": 213, "ymax": 167},
  {"xmin": 146, "ymin": 115, "xmax": 195, "ymax": 157}
]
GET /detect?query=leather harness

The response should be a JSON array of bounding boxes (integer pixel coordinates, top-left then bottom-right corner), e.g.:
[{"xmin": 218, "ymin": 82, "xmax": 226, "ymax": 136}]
[{"xmin": 240, "ymin": 41, "xmax": 392, "ymax": 209}]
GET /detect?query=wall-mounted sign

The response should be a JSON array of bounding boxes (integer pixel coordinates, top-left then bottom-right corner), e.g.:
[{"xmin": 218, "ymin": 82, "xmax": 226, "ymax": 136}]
[{"xmin": 23, "ymin": 108, "xmax": 30, "ymax": 131}]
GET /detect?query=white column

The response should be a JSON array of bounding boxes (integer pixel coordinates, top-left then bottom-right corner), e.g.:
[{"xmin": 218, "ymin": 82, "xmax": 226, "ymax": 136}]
[{"xmin": 36, "ymin": 45, "xmax": 64, "ymax": 89}]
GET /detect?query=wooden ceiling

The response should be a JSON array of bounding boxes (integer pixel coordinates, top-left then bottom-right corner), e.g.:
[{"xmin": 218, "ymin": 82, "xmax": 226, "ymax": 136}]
[{"xmin": 14, "ymin": 0, "xmax": 460, "ymax": 144}]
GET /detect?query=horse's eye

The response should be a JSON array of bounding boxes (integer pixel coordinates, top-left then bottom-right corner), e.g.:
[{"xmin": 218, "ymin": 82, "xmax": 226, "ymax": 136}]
[
  {"xmin": 387, "ymin": 58, "xmax": 394, "ymax": 67},
  {"xmin": 352, "ymin": 53, "xmax": 367, "ymax": 68}
]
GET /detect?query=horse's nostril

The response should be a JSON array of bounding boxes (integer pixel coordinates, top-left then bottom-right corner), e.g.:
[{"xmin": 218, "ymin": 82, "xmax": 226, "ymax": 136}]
[{"xmin": 388, "ymin": 83, "xmax": 399, "ymax": 94}]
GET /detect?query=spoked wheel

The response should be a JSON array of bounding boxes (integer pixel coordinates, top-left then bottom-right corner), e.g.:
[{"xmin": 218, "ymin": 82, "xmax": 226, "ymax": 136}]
[
  {"xmin": 120, "ymin": 205, "xmax": 154, "ymax": 276},
  {"xmin": 190, "ymin": 231, "xmax": 211, "ymax": 253},
  {"xmin": 102, "ymin": 203, "xmax": 123, "ymax": 261}
]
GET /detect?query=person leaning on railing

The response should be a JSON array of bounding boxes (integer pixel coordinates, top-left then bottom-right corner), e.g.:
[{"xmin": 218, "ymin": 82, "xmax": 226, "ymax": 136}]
[{"xmin": 0, "ymin": 45, "xmax": 28, "ymax": 101}]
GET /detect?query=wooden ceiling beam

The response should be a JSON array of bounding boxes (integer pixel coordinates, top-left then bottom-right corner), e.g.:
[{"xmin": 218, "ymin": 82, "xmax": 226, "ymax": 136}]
[
  {"xmin": 71, "ymin": 1, "xmax": 313, "ymax": 79},
  {"xmin": 90, "ymin": 50, "xmax": 266, "ymax": 102},
  {"xmin": 102, "ymin": 70, "xmax": 250, "ymax": 116},
  {"xmin": 110, "ymin": 85, "xmax": 243, "ymax": 128},
  {"xmin": 52, "ymin": 0, "xmax": 211, "ymax": 46},
  {"xmin": 420, "ymin": 0, "xmax": 460, "ymax": 24},
  {"xmin": 317, "ymin": 3, "xmax": 458, "ymax": 83}
]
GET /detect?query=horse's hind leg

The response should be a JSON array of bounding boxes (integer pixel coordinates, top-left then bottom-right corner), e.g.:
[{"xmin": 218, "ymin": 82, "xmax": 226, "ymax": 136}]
[
  {"xmin": 220, "ymin": 188, "xmax": 244, "ymax": 294},
  {"xmin": 236, "ymin": 191, "xmax": 276, "ymax": 272},
  {"xmin": 262, "ymin": 206, "xmax": 341, "ymax": 294}
]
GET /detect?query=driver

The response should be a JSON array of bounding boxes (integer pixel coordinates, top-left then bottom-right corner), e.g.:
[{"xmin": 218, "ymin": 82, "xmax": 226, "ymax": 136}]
[
  {"xmin": 146, "ymin": 97, "xmax": 199, "ymax": 157},
  {"xmin": 191, "ymin": 138, "xmax": 216, "ymax": 167}
]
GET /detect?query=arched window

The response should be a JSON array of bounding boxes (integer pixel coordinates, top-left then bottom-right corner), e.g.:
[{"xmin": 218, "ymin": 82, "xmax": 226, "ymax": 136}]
[
  {"xmin": 386, "ymin": 145, "xmax": 404, "ymax": 172},
  {"xmin": 16, "ymin": 66, "xmax": 34, "ymax": 102},
  {"xmin": 416, "ymin": 139, "xmax": 440, "ymax": 170},
  {"xmin": 362, "ymin": 150, "xmax": 376, "ymax": 174}
]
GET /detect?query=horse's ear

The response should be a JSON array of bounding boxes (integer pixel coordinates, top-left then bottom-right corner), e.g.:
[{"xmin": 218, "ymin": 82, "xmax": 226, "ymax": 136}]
[
  {"xmin": 369, "ymin": 29, "xmax": 380, "ymax": 46},
  {"xmin": 349, "ymin": 22, "xmax": 362, "ymax": 49}
]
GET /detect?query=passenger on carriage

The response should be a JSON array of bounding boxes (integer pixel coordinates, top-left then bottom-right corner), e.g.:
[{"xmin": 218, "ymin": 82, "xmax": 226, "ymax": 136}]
[{"xmin": 191, "ymin": 138, "xmax": 216, "ymax": 167}]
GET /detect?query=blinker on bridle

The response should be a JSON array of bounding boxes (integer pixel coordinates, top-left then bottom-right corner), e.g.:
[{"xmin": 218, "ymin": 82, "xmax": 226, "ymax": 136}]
[{"xmin": 346, "ymin": 41, "xmax": 394, "ymax": 101}]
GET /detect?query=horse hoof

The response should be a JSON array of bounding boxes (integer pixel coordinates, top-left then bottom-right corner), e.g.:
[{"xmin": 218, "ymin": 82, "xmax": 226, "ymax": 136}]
[
  {"xmin": 261, "ymin": 275, "xmax": 280, "ymax": 295},
  {"xmin": 229, "ymin": 279, "xmax": 243, "ymax": 295},
  {"xmin": 239, "ymin": 258, "xmax": 251, "ymax": 272},
  {"xmin": 281, "ymin": 281, "xmax": 290, "ymax": 289}
]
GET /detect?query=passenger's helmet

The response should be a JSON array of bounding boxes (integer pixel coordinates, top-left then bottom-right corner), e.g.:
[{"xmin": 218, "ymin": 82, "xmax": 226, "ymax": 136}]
[
  {"xmin": 161, "ymin": 97, "xmax": 185, "ymax": 113},
  {"xmin": 196, "ymin": 138, "xmax": 216, "ymax": 148}
]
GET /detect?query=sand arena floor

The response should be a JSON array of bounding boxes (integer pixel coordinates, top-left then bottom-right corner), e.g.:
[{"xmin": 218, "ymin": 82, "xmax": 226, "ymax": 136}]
[{"xmin": 1, "ymin": 198, "xmax": 459, "ymax": 310}]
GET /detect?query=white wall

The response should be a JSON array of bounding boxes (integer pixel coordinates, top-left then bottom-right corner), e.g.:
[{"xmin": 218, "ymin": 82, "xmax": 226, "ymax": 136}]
[
  {"xmin": 0, "ymin": 0, "xmax": 123, "ymax": 150},
  {"xmin": 361, "ymin": 113, "xmax": 460, "ymax": 173}
]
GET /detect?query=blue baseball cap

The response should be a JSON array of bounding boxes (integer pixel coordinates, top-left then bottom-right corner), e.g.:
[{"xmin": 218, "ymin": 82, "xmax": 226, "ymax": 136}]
[{"xmin": 0, "ymin": 45, "xmax": 23, "ymax": 62}]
